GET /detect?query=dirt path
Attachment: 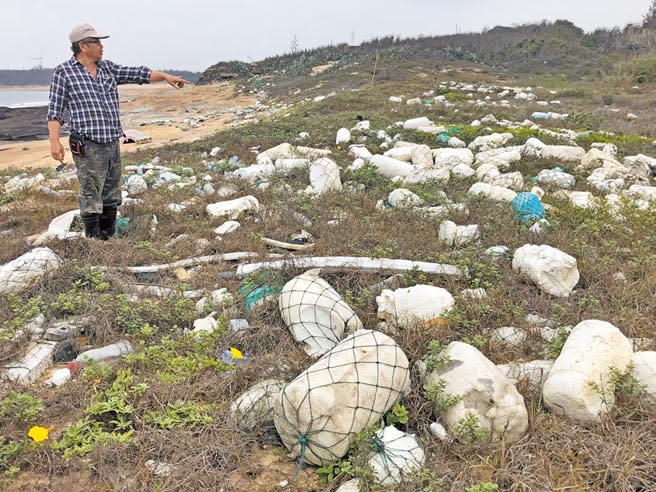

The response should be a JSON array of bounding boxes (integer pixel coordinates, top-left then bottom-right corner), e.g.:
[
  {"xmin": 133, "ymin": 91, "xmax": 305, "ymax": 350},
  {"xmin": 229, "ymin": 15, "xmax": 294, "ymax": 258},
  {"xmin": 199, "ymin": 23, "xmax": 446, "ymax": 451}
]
[{"xmin": 0, "ymin": 82, "xmax": 258, "ymax": 171}]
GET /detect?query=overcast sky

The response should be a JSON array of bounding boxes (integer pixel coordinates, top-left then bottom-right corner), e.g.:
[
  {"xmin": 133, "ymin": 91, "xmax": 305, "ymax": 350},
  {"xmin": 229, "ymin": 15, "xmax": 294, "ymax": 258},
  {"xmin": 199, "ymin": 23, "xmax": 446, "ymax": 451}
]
[{"xmin": 1, "ymin": 0, "xmax": 652, "ymax": 71}]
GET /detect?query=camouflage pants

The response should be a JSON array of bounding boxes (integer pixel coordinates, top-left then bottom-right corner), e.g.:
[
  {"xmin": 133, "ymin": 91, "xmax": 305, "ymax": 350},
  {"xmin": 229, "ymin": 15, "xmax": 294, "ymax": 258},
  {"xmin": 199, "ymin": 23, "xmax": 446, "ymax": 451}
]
[{"xmin": 72, "ymin": 140, "xmax": 122, "ymax": 215}]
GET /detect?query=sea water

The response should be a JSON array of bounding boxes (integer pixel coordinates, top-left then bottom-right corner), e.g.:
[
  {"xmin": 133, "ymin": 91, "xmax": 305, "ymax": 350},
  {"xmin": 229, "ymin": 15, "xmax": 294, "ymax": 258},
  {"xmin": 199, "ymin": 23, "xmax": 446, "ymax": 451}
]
[{"xmin": 0, "ymin": 89, "xmax": 49, "ymax": 108}]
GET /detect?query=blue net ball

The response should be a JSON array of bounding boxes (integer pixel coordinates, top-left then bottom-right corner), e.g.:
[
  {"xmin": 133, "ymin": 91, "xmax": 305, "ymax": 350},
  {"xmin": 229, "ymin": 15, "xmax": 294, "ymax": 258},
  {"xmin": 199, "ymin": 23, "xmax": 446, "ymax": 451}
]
[{"xmin": 511, "ymin": 192, "xmax": 545, "ymax": 223}]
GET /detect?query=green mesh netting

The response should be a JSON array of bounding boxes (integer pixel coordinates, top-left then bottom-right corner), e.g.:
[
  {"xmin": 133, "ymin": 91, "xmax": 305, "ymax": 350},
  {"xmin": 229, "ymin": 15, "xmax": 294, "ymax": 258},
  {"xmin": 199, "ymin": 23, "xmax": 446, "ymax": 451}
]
[
  {"xmin": 238, "ymin": 268, "xmax": 287, "ymax": 312},
  {"xmin": 273, "ymin": 329, "xmax": 410, "ymax": 467}
]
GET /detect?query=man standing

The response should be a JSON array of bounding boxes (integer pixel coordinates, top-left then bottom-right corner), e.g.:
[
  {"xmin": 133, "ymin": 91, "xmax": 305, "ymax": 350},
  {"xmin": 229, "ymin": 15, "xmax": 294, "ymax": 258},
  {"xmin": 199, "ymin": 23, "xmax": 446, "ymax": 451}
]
[{"xmin": 47, "ymin": 24, "xmax": 189, "ymax": 239}]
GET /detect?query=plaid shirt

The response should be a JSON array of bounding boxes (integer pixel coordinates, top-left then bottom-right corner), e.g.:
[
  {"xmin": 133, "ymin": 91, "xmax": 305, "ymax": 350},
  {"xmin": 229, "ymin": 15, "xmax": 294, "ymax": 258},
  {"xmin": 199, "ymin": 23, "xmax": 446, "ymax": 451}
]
[{"xmin": 47, "ymin": 57, "xmax": 151, "ymax": 143}]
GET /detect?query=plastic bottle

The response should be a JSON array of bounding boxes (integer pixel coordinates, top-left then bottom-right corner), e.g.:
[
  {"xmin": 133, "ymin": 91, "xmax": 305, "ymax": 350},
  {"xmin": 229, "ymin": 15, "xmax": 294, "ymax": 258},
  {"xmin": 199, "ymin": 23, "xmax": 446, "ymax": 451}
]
[{"xmin": 74, "ymin": 340, "xmax": 133, "ymax": 364}]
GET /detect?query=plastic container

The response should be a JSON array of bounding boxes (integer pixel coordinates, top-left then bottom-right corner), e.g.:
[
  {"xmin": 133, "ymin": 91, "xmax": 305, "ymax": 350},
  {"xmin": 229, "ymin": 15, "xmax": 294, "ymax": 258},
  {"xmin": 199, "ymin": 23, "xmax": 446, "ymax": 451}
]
[
  {"xmin": 531, "ymin": 111, "xmax": 549, "ymax": 121},
  {"xmin": 74, "ymin": 340, "xmax": 133, "ymax": 364}
]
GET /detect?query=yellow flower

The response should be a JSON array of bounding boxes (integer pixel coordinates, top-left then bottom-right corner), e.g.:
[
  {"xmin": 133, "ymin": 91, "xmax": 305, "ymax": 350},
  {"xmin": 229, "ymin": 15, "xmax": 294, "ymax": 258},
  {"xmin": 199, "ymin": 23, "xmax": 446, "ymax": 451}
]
[
  {"xmin": 229, "ymin": 347, "xmax": 243, "ymax": 360},
  {"xmin": 28, "ymin": 425, "xmax": 49, "ymax": 443}
]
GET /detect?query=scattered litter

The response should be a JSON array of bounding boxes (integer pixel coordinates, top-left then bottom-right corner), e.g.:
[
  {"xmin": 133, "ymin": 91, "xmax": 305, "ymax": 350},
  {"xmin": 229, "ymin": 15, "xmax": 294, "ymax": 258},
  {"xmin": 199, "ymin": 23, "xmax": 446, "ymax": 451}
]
[
  {"xmin": 44, "ymin": 367, "xmax": 72, "ymax": 387},
  {"xmin": 273, "ymin": 329, "xmax": 411, "ymax": 465},
  {"xmin": 543, "ymin": 320, "xmax": 632, "ymax": 421},
  {"xmin": 511, "ymin": 192, "xmax": 545, "ymax": 223},
  {"xmin": 279, "ymin": 269, "xmax": 362, "ymax": 357},
  {"xmin": 4, "ymin": 74, "xmax": 656, "ymax": 486},
  {"xmin": 4, "ymin": 173, "xmax": 45, "ymax": 193},
  {"xmin": 191, "ymin": 313, "xmax": 219, "ymax": 335},
  {"xmin": 3, "ymin": 341, "xmax": 57, "ymax": 384},
  {"xmin": 336, "ymin": 479, "xmax": 360, "ymax": 492},
  {"xmin": 206, "ymin": 195, "xmax": 259, "ymax": 219},
  {"xmin": 377, "ymin": 285, "xmax": 454, "ymax": 330},
  {"xmin": 424, "ymin": 341, "xmax": 529, "ymax": 443},
  {"xmin": 233, "ymin": 256, "xmax": 462, "ymax": 279},
  {"xmin": 239, "ymin": 269, "xmax": 287, "ymax": 313},
  {"xmin": 438, "ymin": 220, "xmax": 481, "ymax": 246},
  {"xmin": 336, "ymin": 128, "xmax": 351, "ymax": 145},
  {"xmin": 261, "ymin": 236, "xmax": 315, "ymax": 251},
  {"xmin": 369, "ymin": 425, "xmax": 425, "ymax": 485},
  {"xmin": 429, "ymin": 422, "xmax": 450, "ymax": 441},
  {"xmin": 491, "ymin": 326, "xmax": 526, "ymax": 348},
  {"xmin": 512, "ymin": 244, "xmax": 579, "ymax": 297},
  {"xmin": 468, "ymin": 182, "xmax": 517, "ymax": 202},
  {"xmin": 229, "ymin": 378, "xmax": 285, "ymax": 429},
  {"xmin": 221, "ymin": 346, "xmax": 247, "ymax": 365},
  {"xmin": 106, "ymin": 252, "xmax": 258, "ymax": 275},
  {"xmin": 75, "ymin": 340, "xmax": 133, "ymax": 364},
  {"xmin": 497, "ymin": 360, "xmax": 553, "ymax": 392},
  {"xmin": 306, "ymin": 158, "xmax": 342, "ymax": 195},
  {"xmin": 0, "ymin": 248, "xmax": 62, "ymax": 294},
  {"xmin": 536, "ymin": 169, "xmax": 575, "ymax": 189},
  {"xmin": 633, "ymin": 353, "xmax": 656, "ymax": 405},
  {"xmin": 370, "ymin": 155, "xmax": 414, "ymax": 178},
  {"xmin": 145, "ymin": 459, "xmax": 172, "ymax": 477},
  {"xmin": 195, "ymin": 288, "xmax": 233, "ymax": 313},
  {"xmin": 122, "ymin": 129, "xmax": 152, "ymax": 144},
  {"xmin": 387, "ymin": 188, "xmax": 424, "ymax": 208},
  {"xmin": 33, "ymin": 209, "xmax": 82, "ymax": 245}
]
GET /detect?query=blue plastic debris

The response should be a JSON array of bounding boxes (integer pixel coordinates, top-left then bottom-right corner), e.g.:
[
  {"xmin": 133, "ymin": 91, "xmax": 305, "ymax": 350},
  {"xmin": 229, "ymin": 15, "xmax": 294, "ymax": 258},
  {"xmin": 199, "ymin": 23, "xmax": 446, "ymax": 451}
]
[
  {"xmin": 115, "ymin": 217, "xmax": 130, "ymax": 237},
  {"xmin": 511, "ymin": 192, "xmax": 545, "ymax": 223},
  {"xmin": 244, "ymin": 285, "xmax": 282, "ymax": 312},
  {"xmin": 239, "ymin": 269, "xmax": 287, "ymax": 313},
  {"xmin": 437, "ymin": 126, "xmax": 462, "ymax": 144}
]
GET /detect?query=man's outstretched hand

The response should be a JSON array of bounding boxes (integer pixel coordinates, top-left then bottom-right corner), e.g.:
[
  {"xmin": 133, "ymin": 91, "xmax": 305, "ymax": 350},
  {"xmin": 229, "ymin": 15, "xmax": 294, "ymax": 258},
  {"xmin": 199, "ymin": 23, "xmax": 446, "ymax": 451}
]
[
  {"xmin": 149, "ymin": 71, "xmax": 192, "ymax": 88},
  {"xmin": 165, "ymin": 74, "xmax": 191, "ymax": 89}
]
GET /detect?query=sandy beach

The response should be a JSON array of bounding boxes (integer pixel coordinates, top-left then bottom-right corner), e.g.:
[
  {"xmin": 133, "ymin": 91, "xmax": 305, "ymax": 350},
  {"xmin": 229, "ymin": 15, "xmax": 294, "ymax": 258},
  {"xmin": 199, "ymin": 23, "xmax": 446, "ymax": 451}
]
[{"xmin": 0, "ymin": 82, "xmax": 257, "ymax": 171}]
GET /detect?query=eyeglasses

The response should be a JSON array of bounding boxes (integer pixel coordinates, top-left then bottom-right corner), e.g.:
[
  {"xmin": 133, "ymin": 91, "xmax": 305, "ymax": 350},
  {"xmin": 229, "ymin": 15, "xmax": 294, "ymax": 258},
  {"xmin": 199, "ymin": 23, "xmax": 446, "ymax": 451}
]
[{"xmin": 82, "ymin": 39, "xmax": 102, "ymax": 45}]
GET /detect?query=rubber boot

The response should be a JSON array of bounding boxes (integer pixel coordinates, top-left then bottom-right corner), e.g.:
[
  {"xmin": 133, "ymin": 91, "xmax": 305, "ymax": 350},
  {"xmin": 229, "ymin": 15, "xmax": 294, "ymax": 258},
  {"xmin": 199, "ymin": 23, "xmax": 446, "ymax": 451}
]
[
  {"xmin": 81, "ymin": 213, "xmax": 101, "ymax": 239},
  {"xmin": 99, "ymin": 206, "xmax": 117, "ymax": 240}
]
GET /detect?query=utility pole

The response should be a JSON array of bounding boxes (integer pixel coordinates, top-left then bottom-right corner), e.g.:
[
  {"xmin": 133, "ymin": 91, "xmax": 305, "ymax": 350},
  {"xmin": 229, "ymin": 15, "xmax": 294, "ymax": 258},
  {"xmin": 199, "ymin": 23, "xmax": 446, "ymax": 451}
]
[
  {"xmin": 371, "ymin": 51, "xmax": 379, "ymax": 86},
  {"xmin": 32, "ymin": 50, "xmax": 44, "ymax": 69}
]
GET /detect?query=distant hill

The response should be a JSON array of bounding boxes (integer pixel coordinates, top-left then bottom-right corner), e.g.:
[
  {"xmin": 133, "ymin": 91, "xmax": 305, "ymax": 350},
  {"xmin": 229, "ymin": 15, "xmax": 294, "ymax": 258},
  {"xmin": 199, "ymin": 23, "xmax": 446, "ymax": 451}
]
[
  {"xmin": 0, "ymin": 68, "xmax": 202, "ymax": 86},
  {"xmin": 0, "ymin": 69, "xmax": 53, "ymax": 86},
  {"xmin": 199, "ymin": 20, "xmax": 656, "ymax": 84}
]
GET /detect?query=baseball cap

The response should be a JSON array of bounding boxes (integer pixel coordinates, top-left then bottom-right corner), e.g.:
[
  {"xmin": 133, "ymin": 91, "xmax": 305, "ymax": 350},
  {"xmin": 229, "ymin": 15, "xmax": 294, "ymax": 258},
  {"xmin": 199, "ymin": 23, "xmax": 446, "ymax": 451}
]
[{"xmin": 69, "ymin": 24, "xmax": 109, "ymax": 43}]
